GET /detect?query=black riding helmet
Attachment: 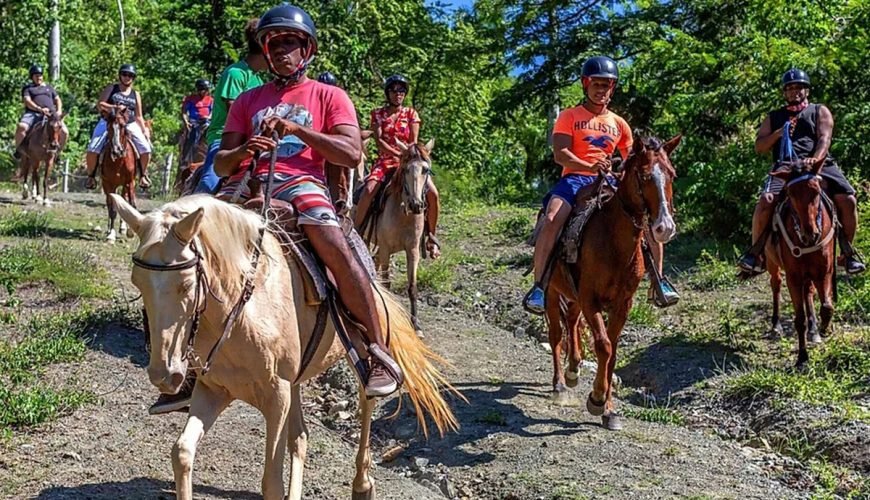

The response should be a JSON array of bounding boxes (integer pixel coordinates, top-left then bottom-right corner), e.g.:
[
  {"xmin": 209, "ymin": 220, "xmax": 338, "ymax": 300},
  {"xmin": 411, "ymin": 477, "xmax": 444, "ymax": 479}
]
[
  {"xmin": 317, "ymin": 71, "xmax": 338, "ymax": 86},
  {"xmin": 581, "ymin": 56, "xmax": 619, "ymax": 81},
  {"xmin": 119, "ymin": 64, "xmax": 137, "ymax": 76},
  {"xmin": 29, "ymin": 64, "xmax": 44, "ymax": 76},
  {"xmin": 782, "ymin": 68, "xmax": 810, "ymax": 87},
  {"xmin": 195, "ymin": 78, "xmax": 211, "ymax": 91},
  {"xmin": 384, "ymin": 74, "xmax": 409, "ymax": 98},
  {"xmin": 256, "ymin": 4, "xmax": 318, "ymax": 82}
]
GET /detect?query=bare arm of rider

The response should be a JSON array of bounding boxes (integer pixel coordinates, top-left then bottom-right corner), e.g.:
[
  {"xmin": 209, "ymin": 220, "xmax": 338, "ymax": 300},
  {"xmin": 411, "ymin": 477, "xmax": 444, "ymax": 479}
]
[
  {"xmin": 135, "ymin": 91, "xmax": 150, "ymax": 139},
  {"xmin": 754, "ymin": 115, "xmax": 783, "ymax": 155},
  {"xmin": 96, "ymin": 84, "xmax": 116, "ymax": 114},
  {"xmin": 260, "ymin": 117, "xmax": 361, "ymax": 169},
  {"xmin": 553, "ymin": 133, "xmax": 610, "ymax": 174},
  {"xmin": 22, "ymin": 95, "xmax": 45, "ymax": 114},
  {"xmin": 214, "ymin": 132, "xmax": 277, "ymax": 177},
  {"xmin": 409, "ymin": 121, "xmax": 420, "ymax": 144},
  {"xmin": 181, "ymin": 98, "xmax": 191, "ymax": 129},
  {"xmin": 54, "ymin": 94, "xmax": 62, "ymax": 115},
  {"xmin": 806, "ymin": 105, "xmax": 833, "ymax": 171},
  {"xmin": 373, "ymin": 124, "xmax": 402, "ymax": 157}
]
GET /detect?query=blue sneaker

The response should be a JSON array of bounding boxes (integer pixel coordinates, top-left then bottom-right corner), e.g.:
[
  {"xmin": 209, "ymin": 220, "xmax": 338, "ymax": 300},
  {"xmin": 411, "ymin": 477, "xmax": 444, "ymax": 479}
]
[
  {"xmin": 737, "ymin": 253, "xmax": 764, "ymax": 276},
  {"xmin": 523, "ymin": 285, "xmax": 546, "ymax": 315}
]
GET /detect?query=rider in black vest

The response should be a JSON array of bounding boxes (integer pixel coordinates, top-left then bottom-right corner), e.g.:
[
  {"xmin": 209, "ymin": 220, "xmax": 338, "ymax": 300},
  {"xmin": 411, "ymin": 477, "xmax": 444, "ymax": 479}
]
[{"xmin": 738, "ymin": 69, "xmax": 864, "ymax": 275}]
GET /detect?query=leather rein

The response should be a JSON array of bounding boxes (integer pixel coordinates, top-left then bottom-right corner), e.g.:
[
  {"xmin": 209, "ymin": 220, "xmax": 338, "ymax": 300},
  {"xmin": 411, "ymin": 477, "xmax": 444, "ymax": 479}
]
[{"xmin": 772, "ymin": 172, "xmax": 837, "ymax": 258}]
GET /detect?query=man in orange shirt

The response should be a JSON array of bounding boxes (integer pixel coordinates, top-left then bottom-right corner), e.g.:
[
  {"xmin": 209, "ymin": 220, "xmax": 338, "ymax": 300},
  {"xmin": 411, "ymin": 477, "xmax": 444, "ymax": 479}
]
[{"xmin": 524, "ymin": 56, "xmax": 633, "ymax": 314}]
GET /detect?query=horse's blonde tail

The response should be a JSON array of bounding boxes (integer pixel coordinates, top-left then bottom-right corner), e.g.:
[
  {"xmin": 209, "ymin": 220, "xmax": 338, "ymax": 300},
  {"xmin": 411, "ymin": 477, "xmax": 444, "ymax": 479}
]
[{"xmin": 374, "ymin": 283, "xmax": 464, "ymax": 438}]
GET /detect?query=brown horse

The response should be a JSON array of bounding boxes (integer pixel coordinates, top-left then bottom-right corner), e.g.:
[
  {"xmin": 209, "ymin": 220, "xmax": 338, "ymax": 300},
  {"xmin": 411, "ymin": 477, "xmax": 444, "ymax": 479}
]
[
  {"xmin": 98, "ymin": 107, "xmax": 138, "ymax": 241},
  {"xmin": 368, "ymin": 140, "xmax": 434, "ymax": 337},
  {"xmin": 174, "ymin": 121, "xmax": 209, "ymax": 194},
  {"xmin": 547, "ymin": 134, "xmax": 681, "ymax": 430},
  {"xmin": 764, "ymin": 164, "xmax": 835, "ymax": 367},
  {"xmin": 20, "ymin": 112, "xmax": 65, "ymax": 206}
]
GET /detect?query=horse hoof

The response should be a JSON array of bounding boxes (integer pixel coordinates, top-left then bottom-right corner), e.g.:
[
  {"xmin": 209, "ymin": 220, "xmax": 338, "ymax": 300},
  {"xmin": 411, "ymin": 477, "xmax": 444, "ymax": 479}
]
[
  {"xmin": 602, "ymin": 411, "xmax": 624, "ymax": 431},
  {"xmin": 42, "ymin": 198, "xmax": 52, "ymax": 207},
  {"xmin": 351, "ymin": 484, "xmax": 375, "ymax": 500},
  {"xmin": 551, "ymin": 385, "xmax": 574, "ymax": 406},
  {"xmin": 769, "ymin": 324, "xmax": 783, "ymax": 338},
  {"xmin": 809, "ymin": 333, "xmax": 823, "ymax": 345},
  {"xmin": 106, "ymin": 230, "xmax": 117, "ymax": 242},
  {"xmin": 415, "ymin": 329, "xmax": 425, "ymax": 339},
  {"xmin": 586, "ymin": 393, "xmax": 605, "ymax": 416},
  {"xmin": 564, "ymin": 369, "xmax": 580, "ymax": 388}
]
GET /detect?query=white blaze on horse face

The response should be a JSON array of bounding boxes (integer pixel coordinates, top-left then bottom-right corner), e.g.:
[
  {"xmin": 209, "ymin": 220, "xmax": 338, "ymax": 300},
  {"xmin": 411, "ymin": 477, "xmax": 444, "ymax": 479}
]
[
  {"xmin": 650, "ymin": 162, "xmax": 676, "ymax": 243},
  {"xmin": 404, "ymin": 160, "xmax": 428, "ymax": 215}
]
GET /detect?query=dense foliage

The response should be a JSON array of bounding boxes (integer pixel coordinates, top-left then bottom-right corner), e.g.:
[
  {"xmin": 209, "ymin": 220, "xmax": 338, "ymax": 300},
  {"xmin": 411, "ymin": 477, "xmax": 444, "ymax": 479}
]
[{"xmin": 0, "ymin": 0, "xmax": 867, "ymax": 237}]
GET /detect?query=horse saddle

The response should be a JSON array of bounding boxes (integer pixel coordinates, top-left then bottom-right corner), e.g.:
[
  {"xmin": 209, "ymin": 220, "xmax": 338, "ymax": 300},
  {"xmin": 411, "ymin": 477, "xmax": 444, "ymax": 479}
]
[
  {"xmin": 527, "ymin": 174, "xmax": 616, "ymax": 264},
  {"xmin": 241, "ymin": 184, "xmax": 377, "ymax": 306},
  {"xmin": 356, "ymin": 169, "xmax": 397, "ymax": 246}
]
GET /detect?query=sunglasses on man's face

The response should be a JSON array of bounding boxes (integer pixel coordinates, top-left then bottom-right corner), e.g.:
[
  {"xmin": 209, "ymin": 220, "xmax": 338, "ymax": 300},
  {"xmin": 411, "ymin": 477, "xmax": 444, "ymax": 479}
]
[
  {"xmin": 388, "ymin": 87, "xmax": 407, "ymax": 94},
  {"xmin": 120, "ymin": 72, "xmax": 135, "ymax": 78}
]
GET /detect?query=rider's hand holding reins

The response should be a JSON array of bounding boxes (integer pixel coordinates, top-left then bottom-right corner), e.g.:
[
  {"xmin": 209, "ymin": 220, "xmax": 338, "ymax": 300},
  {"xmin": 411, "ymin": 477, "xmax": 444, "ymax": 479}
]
[
  {"xmin": 594, "ymin": 157, "xmax": 612, "ymax": 174},
  {"xmin": 260, "ymin": 115, "xmax": 300, "ymax": 138}
]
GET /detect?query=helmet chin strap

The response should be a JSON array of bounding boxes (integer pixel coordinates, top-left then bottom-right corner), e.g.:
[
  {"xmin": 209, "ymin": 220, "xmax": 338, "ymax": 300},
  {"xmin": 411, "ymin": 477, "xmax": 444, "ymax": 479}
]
[{"xmin": 263, "ymin": 32, "xmax": 314, "ymax": 87}]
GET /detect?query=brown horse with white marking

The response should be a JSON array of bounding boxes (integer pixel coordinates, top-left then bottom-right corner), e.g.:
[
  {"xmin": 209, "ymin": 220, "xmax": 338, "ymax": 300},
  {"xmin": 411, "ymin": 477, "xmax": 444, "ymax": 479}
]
[
  {"xmin": 19, "ymin": 112, "xmax": 65, "ymax": 206},
  {"xmin": 98, "ymin": 107, "xmax": 140, "ymax": 241},
  {"xmin": 764, "ymin": 163, "xmax": 835, "ymax": 367},
  {"xmin": 547, "ymin": 134, "xmax": 681, "ymax": 430}
]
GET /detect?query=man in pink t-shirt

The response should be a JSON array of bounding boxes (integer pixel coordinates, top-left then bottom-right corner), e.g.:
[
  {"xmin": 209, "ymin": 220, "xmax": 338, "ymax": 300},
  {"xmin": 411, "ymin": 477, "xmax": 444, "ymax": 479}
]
[{"xmin": 214, "ymin": 4, "xmax": 403, "ymax": 398}]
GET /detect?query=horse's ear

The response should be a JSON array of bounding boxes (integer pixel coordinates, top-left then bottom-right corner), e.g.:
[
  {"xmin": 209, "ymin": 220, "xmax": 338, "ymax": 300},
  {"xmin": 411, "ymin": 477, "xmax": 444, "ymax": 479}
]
[
  {"xmin": 172, "ymin": 208, "xmax": 205, "ymax": 245},
  {"xmin": 663, "ymin": 134, "xmax": 682, "ymax": 155},
  {"xmin": 109, "ymin": 194, "xmax": 144, "ymax": 234},
  {"xmin": 423, "ymin": 138, "xmax": 435, "ymax": 152},
  {"xmin": 631, "ymin": 138, "xmax": 644, "ymax": 155}
]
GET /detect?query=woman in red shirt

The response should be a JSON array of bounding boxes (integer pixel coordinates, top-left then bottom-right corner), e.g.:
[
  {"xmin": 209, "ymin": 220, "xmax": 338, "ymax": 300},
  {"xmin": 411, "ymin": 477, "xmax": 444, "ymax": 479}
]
[{"xmin": 354, "ymin": 74, "xmax": 441, "ymax": 258}]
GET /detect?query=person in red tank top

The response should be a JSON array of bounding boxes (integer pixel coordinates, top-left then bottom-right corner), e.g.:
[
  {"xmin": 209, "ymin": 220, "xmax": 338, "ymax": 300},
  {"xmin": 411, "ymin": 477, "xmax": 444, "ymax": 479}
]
[{"xmin": 354, "ymin": 75, "xmax": 442, "ymax": 259}]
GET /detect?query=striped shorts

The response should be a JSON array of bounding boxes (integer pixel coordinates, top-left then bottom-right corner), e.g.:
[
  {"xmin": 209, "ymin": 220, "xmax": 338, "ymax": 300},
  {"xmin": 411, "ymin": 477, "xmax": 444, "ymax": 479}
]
[{"xmin": 217, "ymin": 173, "xmax": 339, "ymax": 227}]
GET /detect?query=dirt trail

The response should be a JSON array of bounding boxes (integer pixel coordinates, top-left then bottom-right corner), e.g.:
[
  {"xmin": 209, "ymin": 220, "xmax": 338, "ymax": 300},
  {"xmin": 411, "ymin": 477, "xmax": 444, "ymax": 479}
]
[{"xmin": 0, "ymin": 193, "xmax": 805, "ymax": 499}]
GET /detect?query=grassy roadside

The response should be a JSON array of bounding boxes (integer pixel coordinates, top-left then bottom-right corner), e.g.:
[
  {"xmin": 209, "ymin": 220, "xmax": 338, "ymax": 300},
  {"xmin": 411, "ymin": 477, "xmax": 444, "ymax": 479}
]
[{"xmin": 0, "ymin": 207, "xmax": 131, "ymax": 436}]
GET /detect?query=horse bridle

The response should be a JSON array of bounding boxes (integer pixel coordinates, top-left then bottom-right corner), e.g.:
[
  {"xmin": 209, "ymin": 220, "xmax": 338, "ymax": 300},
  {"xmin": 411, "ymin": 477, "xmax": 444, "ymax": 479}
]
[
  {"xmin": 773, "ymin": 172, "xmax": 837, "ymax": 257},
  {"xmin": 132, "ymin": 227, "xmax": 259, "ymax": 376},
  {"xmin": 400, "ymin": 157, "xmax": 432, "ymax": 214}
]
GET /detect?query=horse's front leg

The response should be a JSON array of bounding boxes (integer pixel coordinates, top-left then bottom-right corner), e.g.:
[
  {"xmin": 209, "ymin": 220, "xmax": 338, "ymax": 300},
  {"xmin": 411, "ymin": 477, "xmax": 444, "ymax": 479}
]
[
  {"xmin": 32, "ymin": 159, "xmax": 42, "ymax": 202},
  {"xmin": 172, "ymin": 382, "xmax": 231, "ymax": 500},
  {"xmin": 565, "ymin": 300, "xmax": 585, "ymax": 388},
  {"xmin": 286, "ymin": 384, "xmax": 308, "ymax": 500},
  {"xmin": 600, "ymin": 298, "xmax": 631, "ymax": 431},
  {"xmin": 785, "ymin": 274, "xmax": 809, "ymax": 368},
  {"xmin": 20, "ymin": 158, "xmax": 31, "ymax": 200},
  {"xmin": 545, "ymin": 287, "xmax": 568, "ymax": 402},
  {"xmin": 405, "ymin": 244, "xmax": 423, "ymax": 337},
  {"xmin": 581, "ymin": 301, "xmax": 610, "ymax": 418},
  {"xmin": 352, "ymin": 390, "xmax": 376, "ymax": 500},
  {"xmin": 373, "ymin": 247, "xmax": 391, "ymax": 287},
  {"xmin": 104, "ymin": 185, "xmax": 117, "ymax": 241},
  {"xmin": 123, "ymin": 181, "xmax": 137, "ymax": 237},
  {"xmin": 42, "ymin": 155, "xmax": 55, "ymax": 205},
  {"xmin": 768, "ymin": 263, "xmax": 784, "ymax": 337},
  {"xmin": 262, "ymin": 385, "xmax": 293, "ymax": 500},
  {"xmin": 815, "ymin": 271, "xmax": 835, "ymax": 338}
]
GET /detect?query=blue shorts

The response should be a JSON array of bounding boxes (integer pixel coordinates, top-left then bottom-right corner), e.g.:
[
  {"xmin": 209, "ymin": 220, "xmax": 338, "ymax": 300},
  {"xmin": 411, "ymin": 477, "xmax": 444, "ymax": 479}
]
[
  {"xmin": 193, "ymin": 140, "xmax": 221, "ymax": 194},
  {"xmin": 543, "ymin": 174, "xmax": 616, "ymax": 208}
]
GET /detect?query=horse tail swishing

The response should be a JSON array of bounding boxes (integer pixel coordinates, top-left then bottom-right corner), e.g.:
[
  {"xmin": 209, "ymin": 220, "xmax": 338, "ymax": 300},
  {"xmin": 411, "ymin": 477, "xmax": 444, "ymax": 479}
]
[{"xmin": 373, "ymin": 283, "xmax": 459, "ymax": 436}]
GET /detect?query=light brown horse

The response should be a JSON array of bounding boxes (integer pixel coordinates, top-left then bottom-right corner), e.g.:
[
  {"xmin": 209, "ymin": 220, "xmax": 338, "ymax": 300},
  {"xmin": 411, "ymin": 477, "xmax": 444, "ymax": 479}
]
[
  {"xmin": 19, "ymin": 112, "xmax": 65, "ymax": 206},
  {"xmin": 764, "ymin": 164, "xmax": 835, "ymax": 367},
  {"xmin": 547, "ymin": 134, "xmax": 681, "ymax": 430},
  {"xmin": 109, "ymin": 193, "xmax": 458, "ymax": 500},
  {"xmin": 99, "ymin": 107, "xmax": 138, "ymax": 241},
  {"xmin": 368, "ymin": 140, "xmax": 434, "ymax": 337}
]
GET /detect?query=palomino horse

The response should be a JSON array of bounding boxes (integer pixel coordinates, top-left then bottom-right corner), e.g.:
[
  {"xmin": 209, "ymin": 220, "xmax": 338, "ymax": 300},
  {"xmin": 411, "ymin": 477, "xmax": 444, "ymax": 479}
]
[
  {"xmin": 368, "ymin": 139, "xmax": 434, "ymax": 337},
  {"xmin": 99, "ymin": 107, "xmax": 138, "ymax": 241},
  {"xmin": 20, "ymin": 112, "xmax": 65, "ymax": 206},
  {"xmin": 547, "ymin": 135, "xmax": 681, "ymax": 430},
  {"xmin": 764, "ymin": 163, "xmax": 835, "ymax": 367},
  {"xmin": 109, "ymin": 193, "xmax": 458, "ymax": 500}
]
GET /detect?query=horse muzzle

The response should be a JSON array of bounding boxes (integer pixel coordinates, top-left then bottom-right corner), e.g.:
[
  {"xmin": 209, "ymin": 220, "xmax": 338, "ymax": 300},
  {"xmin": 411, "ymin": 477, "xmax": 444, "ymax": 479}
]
[
  {"xmin": 406, "ymin": 199, "xmax": 425, "ymax": 215},
  {"xmin": 651, "ymin": 214, "xmax": 677, "ymax": 243},
  {"xmin": 148, "ymin": 364, "xmax": 187, "ymax": 394}
]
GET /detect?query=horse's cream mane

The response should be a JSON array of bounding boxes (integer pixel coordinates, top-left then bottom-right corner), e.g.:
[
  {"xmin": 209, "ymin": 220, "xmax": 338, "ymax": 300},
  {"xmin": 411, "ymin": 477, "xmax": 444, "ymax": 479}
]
[{"xmin": 138, "ymin": 195, "xmax": 270, "ymax": 299}]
